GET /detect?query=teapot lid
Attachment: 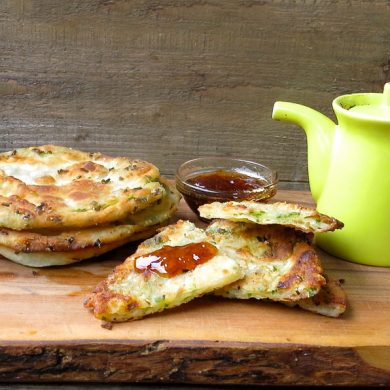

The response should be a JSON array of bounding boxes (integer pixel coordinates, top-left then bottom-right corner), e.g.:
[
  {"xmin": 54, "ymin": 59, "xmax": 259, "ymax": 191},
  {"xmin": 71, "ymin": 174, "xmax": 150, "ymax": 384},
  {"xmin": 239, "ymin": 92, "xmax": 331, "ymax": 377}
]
[{"xmin": 335, "ymin": 83, "xmax": 390, "ymax": 121}]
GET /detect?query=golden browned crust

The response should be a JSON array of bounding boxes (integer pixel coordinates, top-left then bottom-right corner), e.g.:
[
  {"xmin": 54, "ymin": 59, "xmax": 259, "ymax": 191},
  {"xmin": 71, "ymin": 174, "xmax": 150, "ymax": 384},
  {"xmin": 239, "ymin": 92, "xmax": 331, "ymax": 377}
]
[
  {"xmin": 275, "ymin": 242, "xmax": 324, "ymax": 293},
  {"xmin": 83, "ymin": 279, "xmax": 140, "ymax": 320},
  {"xmin": 0, "ymin": 145, "xmax": 164, "ymax": 230}
]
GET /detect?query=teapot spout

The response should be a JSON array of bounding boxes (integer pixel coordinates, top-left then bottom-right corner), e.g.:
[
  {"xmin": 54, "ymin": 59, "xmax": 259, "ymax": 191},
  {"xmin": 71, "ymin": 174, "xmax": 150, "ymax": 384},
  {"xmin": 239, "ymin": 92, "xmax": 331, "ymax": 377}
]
[{"xmin": 272, "ymin": 102, "xmax": 336, "ymax": 201}]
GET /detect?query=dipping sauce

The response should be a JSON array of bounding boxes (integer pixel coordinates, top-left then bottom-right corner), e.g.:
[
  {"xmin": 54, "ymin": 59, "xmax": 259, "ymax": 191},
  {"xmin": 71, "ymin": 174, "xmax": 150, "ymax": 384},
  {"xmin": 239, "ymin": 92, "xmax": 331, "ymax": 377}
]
[
  {"xmin": 181, "ymin": 170, "xmax": 276, "ymax": 218},
  {"xmin": 176, "ymin": 158, "xmax": 278, "ymax": 220},
  {"xmin": 134, "ymin": 242, "xmax": 218, "ymax": 277},
  {"xmin": 187, "ymin": 170, "xmax": 268, "ymax": 193}
]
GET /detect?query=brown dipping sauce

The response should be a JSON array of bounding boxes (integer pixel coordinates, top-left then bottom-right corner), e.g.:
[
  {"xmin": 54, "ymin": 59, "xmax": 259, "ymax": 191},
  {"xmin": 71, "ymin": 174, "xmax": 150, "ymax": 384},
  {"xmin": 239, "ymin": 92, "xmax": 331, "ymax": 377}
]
[
  {"xmin": 183, "ymin": 170, "xmax": 272, "ymax": 217},
  {"xmin": 134, "ymin": 242, "xmax": 218, "ymax": 277},
  {"xmin": 187, "ymin": 170, "xmax": 268, "ymax": 193}
]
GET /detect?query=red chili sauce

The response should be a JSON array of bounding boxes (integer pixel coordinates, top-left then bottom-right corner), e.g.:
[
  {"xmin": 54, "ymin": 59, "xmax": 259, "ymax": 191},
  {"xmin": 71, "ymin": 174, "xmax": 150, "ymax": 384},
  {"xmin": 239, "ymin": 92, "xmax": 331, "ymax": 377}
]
[{"xmin": 134, "ymin": 242, "xmax": 218, "ymax": 277}]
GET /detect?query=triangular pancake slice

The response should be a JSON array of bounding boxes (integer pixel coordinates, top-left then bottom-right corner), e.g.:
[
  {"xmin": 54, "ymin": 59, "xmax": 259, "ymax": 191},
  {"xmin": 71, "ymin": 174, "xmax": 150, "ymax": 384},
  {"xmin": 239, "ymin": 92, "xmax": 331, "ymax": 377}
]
[
  {"xmin": 284, "ymin": 277, "xmax": 347, "ymax": 317},
  {"xmin": 206, "ymin": 219, "xmax": 326, "ymax": 301},
  {"xmin": 199, "ymin": 201, "xmax": 343, "ymax": 233},
  {"xmin": 84, "ymin": 220, "xmax": 242, "ymax": 322}
]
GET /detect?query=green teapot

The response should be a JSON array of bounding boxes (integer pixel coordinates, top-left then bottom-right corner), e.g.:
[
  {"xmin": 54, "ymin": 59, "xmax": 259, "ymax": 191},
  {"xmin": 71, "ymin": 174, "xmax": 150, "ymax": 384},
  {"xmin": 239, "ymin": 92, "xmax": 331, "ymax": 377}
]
[{"xmin": 272, "ymin": 83, "xmax": 390, "ymax": 266}]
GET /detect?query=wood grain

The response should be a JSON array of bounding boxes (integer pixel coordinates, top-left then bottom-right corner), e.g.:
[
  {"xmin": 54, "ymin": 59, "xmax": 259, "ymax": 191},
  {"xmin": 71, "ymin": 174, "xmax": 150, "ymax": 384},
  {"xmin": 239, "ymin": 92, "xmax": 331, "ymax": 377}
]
[
  {"xmin": 1, "ymin": 342, "xmax": 390, "ymax": 386},
  {"xmin": 1, "ymin": 1, "xmax": 389, "ymax": 189},
  {"xmin": 0, "ymin": 191, "xmax": 390, "ymax": 386}
]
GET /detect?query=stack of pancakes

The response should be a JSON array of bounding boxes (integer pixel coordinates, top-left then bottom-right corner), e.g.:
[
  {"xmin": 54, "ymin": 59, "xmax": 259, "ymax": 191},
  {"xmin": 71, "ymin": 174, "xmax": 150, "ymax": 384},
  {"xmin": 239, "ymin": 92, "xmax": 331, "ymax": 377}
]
[{"xmin": 0, "ymin": 145, "xmax": 180, "ymax": 267}]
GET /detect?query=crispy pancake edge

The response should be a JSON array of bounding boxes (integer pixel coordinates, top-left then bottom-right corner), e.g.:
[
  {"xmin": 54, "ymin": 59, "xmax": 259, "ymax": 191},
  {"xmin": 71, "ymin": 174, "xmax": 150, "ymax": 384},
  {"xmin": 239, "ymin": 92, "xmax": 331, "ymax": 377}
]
[
  {"xmin": 0, "ymin": 145, "xmax": 164, "ymax": 230},
  {"xmin": 0, "ymin": 180, "xmax": 180, "ymax": 253},
  {"xmin": 199, "ymin": 201, "xmax": 343, "ymax": 233}
]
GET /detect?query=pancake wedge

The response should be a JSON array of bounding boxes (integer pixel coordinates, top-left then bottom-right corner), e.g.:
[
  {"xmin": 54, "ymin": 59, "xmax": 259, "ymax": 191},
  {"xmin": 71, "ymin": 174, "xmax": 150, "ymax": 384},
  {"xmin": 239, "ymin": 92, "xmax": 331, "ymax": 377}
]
[
  {"xmin": 206, "ymin": 219, "xmax": 326, "ymax": 301},
  {"xmin": 284, "ymin": 277, "xmax": 347, "ymax": 317},
  {"xmin": 199, "ymin": 201, "xmax": 343, "ymax": 233},
  {"xmin": 0, "ymin": 145, "xmax": 165, "ymax": 230},
  {"xmin": 85, "ymin": 220, "xmax": 243, "ymax": 322}
]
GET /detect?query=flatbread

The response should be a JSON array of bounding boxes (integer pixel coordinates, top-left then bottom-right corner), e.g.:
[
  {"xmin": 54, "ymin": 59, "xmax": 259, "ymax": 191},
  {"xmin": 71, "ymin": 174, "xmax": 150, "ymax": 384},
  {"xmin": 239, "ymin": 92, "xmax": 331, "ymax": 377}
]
[
  {"xmin": 0, "ymin": 145, "xmax": 165, "ymax": 230},
  {"xmin": 199, "ymin": 201, "xmax": 343, "ymax": 233},
  {"xmin": 0, "ymin": 180, "xmax": 180, "ymax": 253},
  {"xmin": 0, "ymin": 225, "xmax": 159, "ymax": 267},
  {"xmin": 84, "ymin": 220, "xmax": 243, "ymax": 322},
  {"xmin": 206, "ymin": 219, "xmax": 326, "ymax": 301}
]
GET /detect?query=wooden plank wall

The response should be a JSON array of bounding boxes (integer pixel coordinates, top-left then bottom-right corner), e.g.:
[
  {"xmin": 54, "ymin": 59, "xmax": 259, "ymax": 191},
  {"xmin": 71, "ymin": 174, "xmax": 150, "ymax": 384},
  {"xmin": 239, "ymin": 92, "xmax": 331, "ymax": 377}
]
[{"xmin": 0, "ymin": 0, "xmax": 389, "ymax": 189}]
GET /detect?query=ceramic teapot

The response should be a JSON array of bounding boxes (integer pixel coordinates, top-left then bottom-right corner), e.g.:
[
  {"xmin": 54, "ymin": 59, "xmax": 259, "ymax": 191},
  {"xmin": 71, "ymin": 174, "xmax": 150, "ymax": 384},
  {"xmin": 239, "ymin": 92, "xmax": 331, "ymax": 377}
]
[{"xmin": 272, "ymin": 83, "xmax": 390, "ymax": 266}]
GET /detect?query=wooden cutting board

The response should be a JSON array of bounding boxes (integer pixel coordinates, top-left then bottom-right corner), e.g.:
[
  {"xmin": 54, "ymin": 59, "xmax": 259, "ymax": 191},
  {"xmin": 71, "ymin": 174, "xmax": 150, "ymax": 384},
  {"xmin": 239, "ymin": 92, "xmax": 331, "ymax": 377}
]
[{"xmin": 1, "ymin": 191, "xmax": 390, "ymax": 386}]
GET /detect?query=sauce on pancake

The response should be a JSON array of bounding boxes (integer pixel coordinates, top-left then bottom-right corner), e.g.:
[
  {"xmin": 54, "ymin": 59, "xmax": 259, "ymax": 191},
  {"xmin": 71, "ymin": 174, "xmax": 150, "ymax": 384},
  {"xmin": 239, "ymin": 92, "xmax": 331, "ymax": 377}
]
[{"xmin": 135, "ymin": 242, "xmax": 218, "ymax": 277}]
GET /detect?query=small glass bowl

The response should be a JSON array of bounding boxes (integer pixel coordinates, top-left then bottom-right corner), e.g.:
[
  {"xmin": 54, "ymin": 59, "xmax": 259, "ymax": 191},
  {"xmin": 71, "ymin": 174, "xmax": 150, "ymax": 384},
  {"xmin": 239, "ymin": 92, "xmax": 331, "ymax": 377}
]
[{"xmin": 175, "ymin": 157, "xmax": 278, "ymax": 219}]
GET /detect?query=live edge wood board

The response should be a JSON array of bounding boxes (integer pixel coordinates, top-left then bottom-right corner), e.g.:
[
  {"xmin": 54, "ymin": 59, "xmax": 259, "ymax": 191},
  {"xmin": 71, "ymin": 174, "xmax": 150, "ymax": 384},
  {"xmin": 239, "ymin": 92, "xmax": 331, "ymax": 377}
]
[{"xmin": 0, "ymin": 191, "xmax": 390, "ymax": 386}]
